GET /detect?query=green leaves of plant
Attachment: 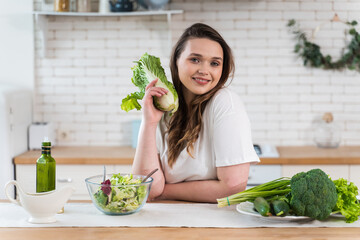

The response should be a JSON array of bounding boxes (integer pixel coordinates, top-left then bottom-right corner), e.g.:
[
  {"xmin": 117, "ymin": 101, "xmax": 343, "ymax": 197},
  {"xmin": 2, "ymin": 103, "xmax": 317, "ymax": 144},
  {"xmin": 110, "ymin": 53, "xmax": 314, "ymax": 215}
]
[
  {"xmin": 287, "ymin": 19, "xmax": 360, "ymax": 72},
  {"xmin": 287, "ymin": 19, "xmax": 296, "ymax": 27}
]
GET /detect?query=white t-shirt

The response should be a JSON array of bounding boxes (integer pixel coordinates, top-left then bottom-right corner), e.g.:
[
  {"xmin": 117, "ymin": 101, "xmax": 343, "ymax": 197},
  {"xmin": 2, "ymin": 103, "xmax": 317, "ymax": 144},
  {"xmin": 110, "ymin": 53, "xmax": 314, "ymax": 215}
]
[{"xmin": 156, "ymin": 88, "xmax": 260, "ymax": 184}]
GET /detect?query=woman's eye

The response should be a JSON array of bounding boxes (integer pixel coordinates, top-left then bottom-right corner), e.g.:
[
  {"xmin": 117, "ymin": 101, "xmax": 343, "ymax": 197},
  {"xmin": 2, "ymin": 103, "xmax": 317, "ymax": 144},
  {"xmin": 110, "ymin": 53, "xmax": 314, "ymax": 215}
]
[
  {"xmin": 190, "ymin": 58, "xmax": 199, "ymax": 63},
  {"xmin": 211, "ymin": 62, "xmax": 220, "ymax": 66}
]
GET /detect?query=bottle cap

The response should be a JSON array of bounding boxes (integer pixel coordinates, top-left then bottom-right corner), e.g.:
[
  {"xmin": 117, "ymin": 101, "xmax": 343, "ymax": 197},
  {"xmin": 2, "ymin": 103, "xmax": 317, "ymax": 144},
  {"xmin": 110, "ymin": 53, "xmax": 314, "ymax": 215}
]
[{"xmin": 42, "ymin": 137, "xmax": 51, "ymax": 146}]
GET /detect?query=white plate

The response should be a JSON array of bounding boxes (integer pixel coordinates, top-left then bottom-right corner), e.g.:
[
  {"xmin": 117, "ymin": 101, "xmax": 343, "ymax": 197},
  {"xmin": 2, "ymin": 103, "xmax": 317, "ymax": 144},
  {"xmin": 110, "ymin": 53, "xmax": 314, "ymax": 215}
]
[{"xmin": 236, "ymin": 202, "xmax": 312, "ymax": 222}]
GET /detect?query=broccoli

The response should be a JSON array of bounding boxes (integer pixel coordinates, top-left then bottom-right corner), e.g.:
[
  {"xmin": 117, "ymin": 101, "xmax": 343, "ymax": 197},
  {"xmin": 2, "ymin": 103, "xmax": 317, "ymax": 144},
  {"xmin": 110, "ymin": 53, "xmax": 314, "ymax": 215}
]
[
  {"xmin": 289, "ymin": 168, "xmax": 338, "ymax": 220},
  {"xmin": 218, "ymin": 168, "xmax": 357, "ymax": 222}
]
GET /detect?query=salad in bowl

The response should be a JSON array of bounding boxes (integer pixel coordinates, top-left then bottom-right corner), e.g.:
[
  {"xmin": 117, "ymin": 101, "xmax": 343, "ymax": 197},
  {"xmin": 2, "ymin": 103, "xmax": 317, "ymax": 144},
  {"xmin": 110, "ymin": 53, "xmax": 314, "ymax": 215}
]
[{"xmin": 85, "ymin": 173, "xmax": 153, "ymax": 215}]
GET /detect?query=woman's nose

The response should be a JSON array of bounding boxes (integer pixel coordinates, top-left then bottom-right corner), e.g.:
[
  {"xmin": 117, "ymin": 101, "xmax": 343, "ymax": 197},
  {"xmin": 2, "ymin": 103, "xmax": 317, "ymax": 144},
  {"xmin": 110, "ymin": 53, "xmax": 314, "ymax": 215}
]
[{"xmin": 197, "ymin": 67, "xmax": 209, "ymax": 75}]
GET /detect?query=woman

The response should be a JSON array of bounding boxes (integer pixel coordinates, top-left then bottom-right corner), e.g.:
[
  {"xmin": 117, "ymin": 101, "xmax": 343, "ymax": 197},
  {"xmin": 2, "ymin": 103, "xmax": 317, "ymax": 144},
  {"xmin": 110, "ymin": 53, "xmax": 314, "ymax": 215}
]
[{"xmin": 132, "ymin": 23, "xmax": 259, "ymax": 202}]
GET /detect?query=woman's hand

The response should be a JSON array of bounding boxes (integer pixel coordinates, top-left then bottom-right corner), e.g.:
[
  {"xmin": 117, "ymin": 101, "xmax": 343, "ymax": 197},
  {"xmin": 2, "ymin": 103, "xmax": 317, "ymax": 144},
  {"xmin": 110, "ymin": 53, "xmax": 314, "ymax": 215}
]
[{"xmin": 142, "ymin": 79, "xmax": 168, "ymax": 125}]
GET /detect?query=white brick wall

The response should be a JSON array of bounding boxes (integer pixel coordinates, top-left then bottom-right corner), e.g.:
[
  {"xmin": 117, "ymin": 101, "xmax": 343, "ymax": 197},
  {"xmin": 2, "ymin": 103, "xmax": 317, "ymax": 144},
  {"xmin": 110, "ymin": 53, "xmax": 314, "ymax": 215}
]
[{"xmin": 33, "ymin": 0, "xmax": 360, "ymax": 146}]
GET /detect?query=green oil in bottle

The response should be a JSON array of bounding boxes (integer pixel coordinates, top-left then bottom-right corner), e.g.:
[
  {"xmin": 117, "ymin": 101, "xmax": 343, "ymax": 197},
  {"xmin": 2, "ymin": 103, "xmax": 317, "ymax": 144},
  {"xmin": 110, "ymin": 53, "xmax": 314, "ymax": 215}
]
[{"xmin": 36, "ymin": 140, "xmax": 56, "ymax": 193}]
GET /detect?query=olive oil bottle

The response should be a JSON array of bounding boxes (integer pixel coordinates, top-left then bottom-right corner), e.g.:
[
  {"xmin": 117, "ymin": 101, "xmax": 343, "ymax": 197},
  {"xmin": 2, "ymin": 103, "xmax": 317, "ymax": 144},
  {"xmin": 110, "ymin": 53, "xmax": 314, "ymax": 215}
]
[{"xmin": 36, "ymin": 140, "xmax": 56, "ymax": 193}]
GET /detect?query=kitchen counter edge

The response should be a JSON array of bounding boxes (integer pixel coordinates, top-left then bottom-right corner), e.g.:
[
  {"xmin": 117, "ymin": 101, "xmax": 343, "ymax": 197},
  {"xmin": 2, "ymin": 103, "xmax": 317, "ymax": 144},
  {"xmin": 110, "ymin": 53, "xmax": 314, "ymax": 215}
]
[{"xmin": 13, "ymin": 146, "xmax": 360, "ymax": 165}]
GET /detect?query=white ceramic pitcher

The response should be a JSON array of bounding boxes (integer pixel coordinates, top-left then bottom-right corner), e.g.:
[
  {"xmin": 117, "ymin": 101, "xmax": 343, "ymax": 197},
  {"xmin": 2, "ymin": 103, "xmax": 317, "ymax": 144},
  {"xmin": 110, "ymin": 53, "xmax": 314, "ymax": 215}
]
[{"xmin": 5, "ymin": 180, "xmax": 75, "ymax": 224}]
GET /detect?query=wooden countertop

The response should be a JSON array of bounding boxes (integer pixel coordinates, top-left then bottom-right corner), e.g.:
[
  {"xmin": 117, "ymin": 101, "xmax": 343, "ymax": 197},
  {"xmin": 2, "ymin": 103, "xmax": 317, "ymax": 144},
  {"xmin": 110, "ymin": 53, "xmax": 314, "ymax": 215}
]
[
  {"xmin": 0, "ymin": 200, "xmax": 359, "ymax": 240},
  {"xmin": 276, "ymin": 146, "xmax": 360, "ymax": 164},
  {"xmin": 1, "ymin": 227, "xmax": 359, "ymax": 240},
  {"xmin": 14, "ymin": 146, "xmax": 136, "ymax": 165},
  {"xmin": 13, "ymin": 146, "xmax": 360, "ymax": 165}
]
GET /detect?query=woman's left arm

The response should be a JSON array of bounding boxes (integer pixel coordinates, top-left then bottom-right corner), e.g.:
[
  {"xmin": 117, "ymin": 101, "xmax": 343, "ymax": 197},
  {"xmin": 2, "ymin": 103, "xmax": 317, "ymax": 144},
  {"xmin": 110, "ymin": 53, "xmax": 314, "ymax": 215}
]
[{"xmin": 155, "ymin": 163, "xmax": 250, "ymax": 203}]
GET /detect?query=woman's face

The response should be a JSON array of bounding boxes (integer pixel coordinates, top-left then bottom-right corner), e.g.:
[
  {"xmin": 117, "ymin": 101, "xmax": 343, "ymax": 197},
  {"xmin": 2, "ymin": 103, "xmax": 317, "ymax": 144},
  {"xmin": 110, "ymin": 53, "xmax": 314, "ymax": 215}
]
[{"xmin": 176, "ymin": 38, "xmax": 223, "ymax": 104}]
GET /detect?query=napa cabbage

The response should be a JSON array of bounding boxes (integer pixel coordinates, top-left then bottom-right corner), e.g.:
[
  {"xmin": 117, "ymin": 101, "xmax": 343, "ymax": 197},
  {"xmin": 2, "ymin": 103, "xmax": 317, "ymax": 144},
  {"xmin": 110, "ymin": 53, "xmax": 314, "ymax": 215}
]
[{"xmin": 121, "ymin": 53, "xmax": 179, "ymax": 115}]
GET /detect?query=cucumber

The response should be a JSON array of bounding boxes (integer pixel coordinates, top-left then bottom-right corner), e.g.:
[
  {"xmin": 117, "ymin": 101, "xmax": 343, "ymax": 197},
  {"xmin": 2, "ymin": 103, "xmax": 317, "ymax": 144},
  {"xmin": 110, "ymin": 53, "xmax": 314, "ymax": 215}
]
[
  {"xmin": 271, "ymin": 200, "xmax": 290, "ymax": 216},
  {"xmin": 254, "ymin": 197, "xmax": 271, "ymax": 217}
]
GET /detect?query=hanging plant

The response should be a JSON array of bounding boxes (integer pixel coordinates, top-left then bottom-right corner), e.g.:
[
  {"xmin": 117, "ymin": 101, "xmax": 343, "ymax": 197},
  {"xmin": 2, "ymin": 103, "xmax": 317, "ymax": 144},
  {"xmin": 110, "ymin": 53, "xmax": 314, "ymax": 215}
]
[{"xmin": 287, "ymin": 18, "xmax": 360, "ymax": 72}]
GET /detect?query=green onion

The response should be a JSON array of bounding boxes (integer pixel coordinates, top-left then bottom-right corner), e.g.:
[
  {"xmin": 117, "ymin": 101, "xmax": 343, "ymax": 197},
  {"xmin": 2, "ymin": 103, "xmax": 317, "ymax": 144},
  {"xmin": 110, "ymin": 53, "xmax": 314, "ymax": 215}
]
[{"xmin": 217, "ymin": 177, "xmax": 291, "ymax": 208}]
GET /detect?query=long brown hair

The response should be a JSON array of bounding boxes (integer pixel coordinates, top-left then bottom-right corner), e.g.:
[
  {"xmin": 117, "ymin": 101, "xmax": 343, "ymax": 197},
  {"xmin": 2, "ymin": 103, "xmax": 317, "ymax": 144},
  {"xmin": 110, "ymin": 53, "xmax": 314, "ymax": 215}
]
[{"xmin": 166, "ymin": 23, "xmax": 235, "ymax": 168}]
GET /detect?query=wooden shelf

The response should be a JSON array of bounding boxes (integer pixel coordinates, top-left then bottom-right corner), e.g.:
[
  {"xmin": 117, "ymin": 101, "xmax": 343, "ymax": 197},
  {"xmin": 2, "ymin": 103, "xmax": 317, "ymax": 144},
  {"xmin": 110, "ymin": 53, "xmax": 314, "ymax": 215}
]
[{"xmin": 33, "ymin": 10, "xmax": 183, "ymax": 17}]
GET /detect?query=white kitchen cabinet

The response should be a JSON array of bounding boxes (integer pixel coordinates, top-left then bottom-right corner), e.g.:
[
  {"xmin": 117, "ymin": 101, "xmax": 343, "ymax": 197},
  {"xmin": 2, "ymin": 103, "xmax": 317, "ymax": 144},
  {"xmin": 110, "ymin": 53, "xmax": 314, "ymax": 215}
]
[
  {"xmin": 15, "ymin": 163, "xmax": 358, "ymax": 200},
  {"xmin": 282, "ymin": 165, "xmax": 350, "ymax": 180},
  {"xmin": 114, "ymin": 165, "xmax": 132, "ymax": 174},
  {"xmin": 57, "ymin": 165, "xmax": 116, "ymax": 200},
  {"xmin": 16, "ymin": 164, "xmax": 115, "ymax": 200},
  {"xmin": 16, "ymin": 163, "xmax": 278, "ymax": 199},
  {"xmin": 349, "ymin": 165, "xmax": 360, "ymax": 190},
  {"xmin": 247, "ymin": 165, "xmax": 282, "ymax": 186}
]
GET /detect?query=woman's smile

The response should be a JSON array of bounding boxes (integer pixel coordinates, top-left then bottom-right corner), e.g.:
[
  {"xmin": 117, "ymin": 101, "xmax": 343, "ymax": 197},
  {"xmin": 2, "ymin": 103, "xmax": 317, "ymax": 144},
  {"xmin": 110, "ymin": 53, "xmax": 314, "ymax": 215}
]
[{"xmin": 192, "ymin": 76, "xmax": 211, "ymax": 85}]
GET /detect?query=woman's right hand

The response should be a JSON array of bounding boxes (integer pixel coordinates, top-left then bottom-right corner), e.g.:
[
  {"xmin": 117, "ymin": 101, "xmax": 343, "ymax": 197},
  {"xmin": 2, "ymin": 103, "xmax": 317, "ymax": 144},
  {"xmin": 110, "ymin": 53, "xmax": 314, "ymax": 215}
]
[{"xmin": 142, "ymin": 79, "xmax": 168, "ymax": 125}]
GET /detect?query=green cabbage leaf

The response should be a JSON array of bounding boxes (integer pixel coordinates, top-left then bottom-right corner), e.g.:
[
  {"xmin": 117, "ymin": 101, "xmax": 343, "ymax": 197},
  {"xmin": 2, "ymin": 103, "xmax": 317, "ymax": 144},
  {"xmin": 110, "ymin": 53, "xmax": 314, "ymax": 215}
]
[{"xmin": 121, "ymin": 53, "xmax": 179, "ymax": 115}]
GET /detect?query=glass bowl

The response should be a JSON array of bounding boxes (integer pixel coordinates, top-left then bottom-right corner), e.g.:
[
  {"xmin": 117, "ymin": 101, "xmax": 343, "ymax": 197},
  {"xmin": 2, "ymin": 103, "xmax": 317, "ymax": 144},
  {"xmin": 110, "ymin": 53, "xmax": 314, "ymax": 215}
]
[{"xmin": 85, "ymin": 173, "xmax": 153, "ymax": 215}]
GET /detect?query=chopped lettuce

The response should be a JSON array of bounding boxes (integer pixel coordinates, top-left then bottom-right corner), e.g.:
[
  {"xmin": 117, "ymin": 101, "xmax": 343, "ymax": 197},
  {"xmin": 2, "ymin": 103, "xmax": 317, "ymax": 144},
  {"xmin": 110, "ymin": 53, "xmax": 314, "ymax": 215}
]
[
  {"xmin": 94, "ymin": 190, "xmax": 108, "ymax": 206},
  {"xmin": 112, "ymin": 187, "xmax": 136, "ymax": 202},
  {"xmin": 93, "ymin": 173, "xmax": 147, "ymax": 214},
  {"xmin": 121, "ymin": 53, "xmax": 179, "ymax": 115}
]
